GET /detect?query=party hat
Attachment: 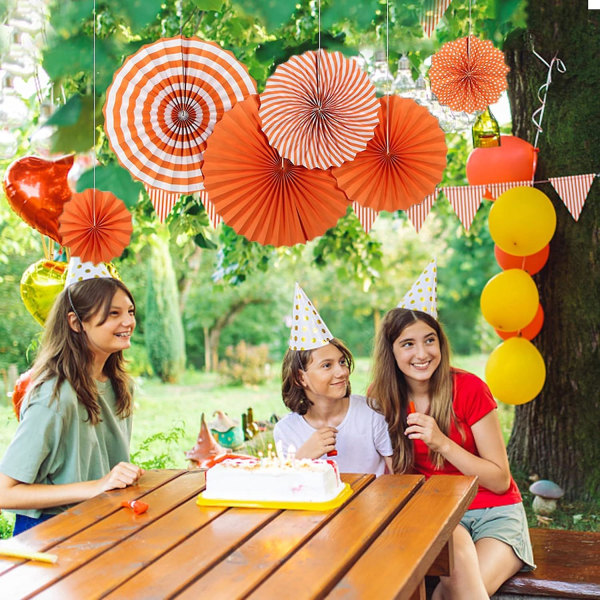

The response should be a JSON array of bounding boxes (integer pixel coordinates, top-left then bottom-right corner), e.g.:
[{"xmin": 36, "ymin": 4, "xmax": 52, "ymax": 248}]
[
  {"xmin": 397, "ymin": 259, "xmax": 438, "ymax": 318},
  {"xmin": 65, "ymin": 256, "xmax": 113, "ymax": 288},
  {"xmin": 289, "ymin": 283, "xmax": 334, "ymax": 351}
]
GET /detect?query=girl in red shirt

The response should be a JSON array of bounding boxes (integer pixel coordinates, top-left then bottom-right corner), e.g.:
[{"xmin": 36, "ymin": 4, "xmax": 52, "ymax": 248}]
[{"xmin": 369, "ymin": 308, "xmax": 534, "ymax": 599}]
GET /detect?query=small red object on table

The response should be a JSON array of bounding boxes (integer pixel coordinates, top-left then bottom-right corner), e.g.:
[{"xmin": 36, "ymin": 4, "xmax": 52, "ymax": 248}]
[{"xmin": 121, "ymin": 500, "xmax": 149, "ymax": 514}]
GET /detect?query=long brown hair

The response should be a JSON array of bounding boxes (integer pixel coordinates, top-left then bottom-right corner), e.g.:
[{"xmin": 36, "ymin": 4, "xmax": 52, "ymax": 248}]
[
  {"xmin": 29, "ymin": 277, "xmax": 135, "ymax": 424},
  {"xmin": 368, "ymin": 308, "xmax": 454, "ymax": 473},
  {"xmin": 281, "ymin": 338, "xmax": 354, "ymax": 416}
]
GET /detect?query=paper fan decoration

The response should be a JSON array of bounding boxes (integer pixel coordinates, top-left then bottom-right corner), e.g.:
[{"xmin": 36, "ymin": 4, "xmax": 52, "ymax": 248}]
[
  {"xmin": 333, "ymin": 96, "xmax": 447, "ymax": 212},
  {"xmin": 104, "ymin": 36, "xmax": 256, "ymax": 194},
  {"xmin": 259, "ymin": 49, "xmax": 379, "ymax": 170},
  {"xmin": 429, "ymin": 36, "xmax": 510, "ymax": 113},
  {"xmin": 58, "ymin": 189, "xmax": 133, "ymax": 264},
  {"xmin": 202, "ymin": 95, "xmax": 350, "ymax": 247}
]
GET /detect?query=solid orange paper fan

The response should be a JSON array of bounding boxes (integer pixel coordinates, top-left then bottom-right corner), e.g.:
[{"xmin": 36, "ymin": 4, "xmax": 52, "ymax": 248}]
[
  {"xmin": 333, "ymin": 96, "xmax": 447, "ymax": 212},
  {"xmin": 58, "ymin": 189, "xmax": 133, "ymax": 263},
  {"xmin": 202, "ymin": 95, "xmax": 350, "ymax": 247},
  {"xmin": 259, "ymin": 49, "xmax": 379, "ymax": 170},
  {"xmin": 429, "ymin": 35, "xmax": 509, "ymax": 113}
]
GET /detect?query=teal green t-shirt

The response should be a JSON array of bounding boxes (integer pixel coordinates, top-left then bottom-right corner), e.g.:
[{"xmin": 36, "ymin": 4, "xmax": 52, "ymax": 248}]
[{"xmin": 0, "ymin": 378, "xmax": 132, "ymax": 518}]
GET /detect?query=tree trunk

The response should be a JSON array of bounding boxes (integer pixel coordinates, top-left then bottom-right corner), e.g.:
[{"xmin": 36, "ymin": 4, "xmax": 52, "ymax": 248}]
[
  {"xmin": 504, "ymin": 4, "xmax": 600, "ymax": 501},
  {"xmin": 203, "ymin": 326, "xmax": 211, "ymax": 372}
]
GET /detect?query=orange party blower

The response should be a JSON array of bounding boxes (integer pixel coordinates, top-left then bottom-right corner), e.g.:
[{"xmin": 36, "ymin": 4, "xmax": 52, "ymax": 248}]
[
  {"xmin": 409, "ymin": 401, "xmax": 416, "ymax": 414},
  {"xmin": 121, "ymin": 500, "xmax": 149, "ymax": 514},
  {"xmin": 327, "ymin": 450, "xmax": 338, "ymax": 457}
]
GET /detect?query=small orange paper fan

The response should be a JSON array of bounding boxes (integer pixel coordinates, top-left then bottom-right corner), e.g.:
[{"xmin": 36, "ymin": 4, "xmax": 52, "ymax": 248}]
[
  {"xmin": 429, "ymin": 35, "xmax": 509, "ymax": 113},
  {"xmin": 333, "ymin": 96, "xmax": 447, "ymax": 212},
  {"xmin": 59, "ymin": 189, "xmax": 133, "ymax": 263}
]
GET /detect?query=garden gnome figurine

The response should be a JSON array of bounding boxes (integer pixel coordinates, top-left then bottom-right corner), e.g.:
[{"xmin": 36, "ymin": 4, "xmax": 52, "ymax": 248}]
[
  {"xmin": 185, "ymin": 413, "xmax": 225, "ymax": 467},
  {"xmin": 397, "ymin": 258, "xmax": 437, "ymax": 318},
  {"xmin": 289, "ymin": 283, "xmax": 334, "ymax": 351}
]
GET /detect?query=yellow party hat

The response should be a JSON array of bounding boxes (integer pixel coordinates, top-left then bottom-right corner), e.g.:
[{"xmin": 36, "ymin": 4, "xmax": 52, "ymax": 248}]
[
  {"xmin": 65, "ymin": 256, "xmax": 112, "ymax": 288},
  {"xmin": 289, "ymin": 283, "xmax": 334, "ymax": 351},
  {"xmin": 397, "ymin": 259, "xmax": 438, "ymax": 318}
]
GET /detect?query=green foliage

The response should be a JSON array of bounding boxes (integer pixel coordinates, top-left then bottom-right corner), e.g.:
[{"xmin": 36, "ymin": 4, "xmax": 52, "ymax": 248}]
[
  {"xmin": 76, "ymin": 164, "xmax": 144, "ymax": 208},
  {"xmin": 130, "ymin": 423, "xmax": 187, "ymax": 469},
  {"xmin": 0, "ymin": 511, "xmax": 15, "ymax": 540},
  {"xmin": 218, "ymin": 340, "xmax": 271, "ymax": 386},
  {"xmin": 145, "ymin": 233, "xmax": 186, "ymax": 382}
]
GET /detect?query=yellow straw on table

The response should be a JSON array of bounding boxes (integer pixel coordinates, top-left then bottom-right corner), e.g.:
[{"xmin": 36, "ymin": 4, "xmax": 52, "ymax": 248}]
[{"xmin": 0, "ymin": 547, "xmax": 58, "ymax": 564}]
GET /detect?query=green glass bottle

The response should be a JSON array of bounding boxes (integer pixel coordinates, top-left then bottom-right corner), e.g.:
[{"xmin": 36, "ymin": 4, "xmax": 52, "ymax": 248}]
[{"xmin": 472, "ymin": 107, "xmax": 501, "ymax": 148}]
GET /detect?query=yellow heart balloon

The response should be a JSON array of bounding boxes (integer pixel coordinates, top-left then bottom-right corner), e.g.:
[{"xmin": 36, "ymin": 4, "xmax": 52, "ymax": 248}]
[{"xmin": 20, "ymin": 260, "xmax": 68, "ymax": 326}]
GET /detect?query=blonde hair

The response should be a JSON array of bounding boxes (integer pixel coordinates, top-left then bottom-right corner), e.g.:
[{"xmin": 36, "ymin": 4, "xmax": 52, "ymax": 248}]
[
  {"xmin": 30, "ymin": 277, "xmax": 135, "ymax": 424},
  {"xmin": 368, "ymin": 308, "xmax": 455, "ymax": 473}
]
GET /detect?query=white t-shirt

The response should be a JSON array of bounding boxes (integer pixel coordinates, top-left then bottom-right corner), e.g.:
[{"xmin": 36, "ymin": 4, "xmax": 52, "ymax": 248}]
[{"xmin": 273, "ymin": 395, "xmax": 392, "ymax": 476}]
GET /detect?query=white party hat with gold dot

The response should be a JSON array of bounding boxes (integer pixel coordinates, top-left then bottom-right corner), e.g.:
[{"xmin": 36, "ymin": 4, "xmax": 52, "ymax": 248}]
[
  {"xmin": 397, "ymin": 258, "xmax": 438, "ymax": 318},
  {"xmin": 65, "ymin": 256, "xmax": 112, "ymax": 288},
  {"xmin": 289, "ymin": 283, "xmax": 334, "ymax": 351}
]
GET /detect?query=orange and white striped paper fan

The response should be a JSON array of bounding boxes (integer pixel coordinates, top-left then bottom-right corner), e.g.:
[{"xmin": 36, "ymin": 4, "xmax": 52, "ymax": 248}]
[
  {"xmin": 259, "ymin": 49, "xmax": 379, "ymax": 170},
  {"xmin": 202, "ymin": 95, "xmax": 349, "ymax": 247},
  {"xmin": 406, "ymin": 192, "xmax": 437, "ymax": 233},
  {"xmin": 196, "ymin": 190, "xmax": 223, "ymax": 229},
  {"xmin": 333, "ymin": 96, "xmax": 447, "ymax": 212},
  {"xmin": 549, "ymin": 174, "xmax": 595, "ymax": 221},
  {"xmin": 104, "ymin": 36, "xmax": 256, "ymax": 194}
]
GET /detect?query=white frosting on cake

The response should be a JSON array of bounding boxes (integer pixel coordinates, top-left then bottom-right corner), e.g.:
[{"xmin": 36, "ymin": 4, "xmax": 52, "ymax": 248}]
[{"xmin": 203, "ymin": 457, "xmax": 344, "ymax": 503}]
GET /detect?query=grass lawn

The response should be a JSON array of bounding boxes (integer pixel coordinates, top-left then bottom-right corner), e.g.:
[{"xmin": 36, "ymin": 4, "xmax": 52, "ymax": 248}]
[{"xmin": 1, "ymin": 354, "xmax": 598, "ymax": 533}]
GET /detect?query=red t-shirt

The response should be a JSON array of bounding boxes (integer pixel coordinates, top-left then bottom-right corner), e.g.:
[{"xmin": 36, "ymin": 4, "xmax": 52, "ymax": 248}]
[{"xmin": 412, "ymin": 369, "xmax": 522, "ymax": 510}]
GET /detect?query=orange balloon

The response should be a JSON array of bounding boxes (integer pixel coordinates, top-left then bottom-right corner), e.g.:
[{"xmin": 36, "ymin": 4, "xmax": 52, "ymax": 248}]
[
  {"xmin": 12, "ymin": 369, "xmax": 33, "ymax": 420},
  {"xmin": 466, "ymin": 136, "xmax": 538, "ymax": 189},
  {"xmin": 494, "ymin": 244, "xmax": 550, "ymax": 275},
  {"xmin": 495, "ymin": 303, "xmax": 544, "ymax": 341},
  {"xmin": 2, "ymin": 155, "xmax": 74, "ymax": 243}
]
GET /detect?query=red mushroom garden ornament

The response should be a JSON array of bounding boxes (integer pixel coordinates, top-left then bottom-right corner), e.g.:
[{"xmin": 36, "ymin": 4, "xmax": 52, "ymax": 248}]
[{"xmin": 529, "ymin": 480, "xmax": 564, "ymax": 515}]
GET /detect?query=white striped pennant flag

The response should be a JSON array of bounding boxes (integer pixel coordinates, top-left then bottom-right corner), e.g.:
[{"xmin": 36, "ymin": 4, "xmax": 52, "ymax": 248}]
[
  {"xmin": 406, "ymin": 192, "xmax": 437, "ymax": 232},
  {"xmin": 352, "ymin": 202, "xmax": 378, "ymax": 233},
  {"xmin": 144, "ymin": 184, "xmax": 181, "ymax": 223},
  {"xmin": 196, "ymin": 190, "xmax": 223, "ymax": 229},
  {"xmin": 442, "ymin": 186, "xmax": 483, "ymax": 232},
  {"xmin": 482, "ymin": 180, "xmax": 534, "ymax": 200},
  {"xmin": 420, "ymin": 0, "xmax": 452, "ymax": 38},
  {"xmin": 549, "ymin": 174, "xmax": 596, "ymax": 221}
]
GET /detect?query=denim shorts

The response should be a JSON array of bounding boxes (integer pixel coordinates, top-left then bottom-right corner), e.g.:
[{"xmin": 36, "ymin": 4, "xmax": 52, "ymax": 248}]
[{"xmin": 460, "ymin": 503, "xmax": 536, "ymax": 571}]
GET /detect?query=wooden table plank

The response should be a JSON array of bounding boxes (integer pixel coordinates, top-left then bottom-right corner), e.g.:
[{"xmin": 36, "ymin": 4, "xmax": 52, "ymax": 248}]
[
  {"xmin": 174, "ymin": 474, "xmax": 374, "ymax": 600},
  {"xmin": 0, "ymin": 470, "xmax": 205, "ymax": 599},
  {"xmin": 0, "ymin": 469, "xmax": 183, "ymax": 578},
  {"xmin": 245, "ymin": 474, "xmax": 425, "ymax": 600},
  {"xmin": 326, "ymin": 475, "xmax": 478, "ymax": 600}
]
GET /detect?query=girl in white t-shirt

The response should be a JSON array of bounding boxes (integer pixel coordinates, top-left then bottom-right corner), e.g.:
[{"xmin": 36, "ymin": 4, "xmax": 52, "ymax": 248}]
[{"xmin": 274, "ymin": 338, "xmax": 393, "ymax": 476}]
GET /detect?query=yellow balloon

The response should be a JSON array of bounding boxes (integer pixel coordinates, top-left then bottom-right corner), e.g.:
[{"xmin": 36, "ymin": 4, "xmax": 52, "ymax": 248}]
[
  {"xmin": 20, "ymin": 260, "xmax": 68, "ymax": 326},
  {"xmin": 20, "ymin": 259, "xmax": 121, "ymax": 326},
  {"xmin": 485, "ymin": 337, "xmax": 546, "ymax": 405},
  {"xmin": 480, "ymin": 269, "xmax": 539, "ymax": 331},
  {"xmin": 489, "ymin": 186, "xmax": 556, "ymax": 256}
]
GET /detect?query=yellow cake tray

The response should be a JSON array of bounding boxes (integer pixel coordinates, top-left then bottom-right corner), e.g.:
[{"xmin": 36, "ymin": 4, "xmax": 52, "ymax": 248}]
[{"xmin": 196, "ymin": 482, "xmax": 352, "ymax": 511}]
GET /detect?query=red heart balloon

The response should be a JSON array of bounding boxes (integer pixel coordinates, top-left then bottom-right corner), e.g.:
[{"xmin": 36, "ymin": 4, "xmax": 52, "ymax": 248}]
[{"xmin": 2, "ymin": 154, "xmax": 74, "ymax": 243}]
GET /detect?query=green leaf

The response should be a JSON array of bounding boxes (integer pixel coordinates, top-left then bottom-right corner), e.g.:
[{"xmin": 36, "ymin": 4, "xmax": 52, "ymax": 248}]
[
  {"xmin": 190, "ymin": 0, "xmax": 224, "ymax": 10},
  {"xmin": 48, "ymin": 0, "xmax": 93, "ymax": 38},
  {"xmin": 48, "ymin": 94, "xmax": 103, "ymax": 154},
  {"xmin": 45, "ymin": 95, "xmax": 82, "ymax": 127},
  {"xmin": 233, "ymin": 0, "xmax": 297, "ymax": 30},
  {"xmin": 106, "ymin": 0, "xmax": 164, "ymax": 31},
  {"xmin": 76, "ymin": 164, "xmax": 144, "ymax": 208},
  {"xmin": 194, "ymin": 233, "xmax": 217, "ymax": 249},
  {"xmin": 321, "ymin": 0, "xmax": 379, "ymax": 30}
]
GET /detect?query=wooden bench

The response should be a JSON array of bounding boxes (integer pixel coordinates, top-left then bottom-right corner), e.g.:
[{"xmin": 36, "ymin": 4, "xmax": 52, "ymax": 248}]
[{"xmin": 492, "ymin": 528, "xmax": 600, "ymax": 600}]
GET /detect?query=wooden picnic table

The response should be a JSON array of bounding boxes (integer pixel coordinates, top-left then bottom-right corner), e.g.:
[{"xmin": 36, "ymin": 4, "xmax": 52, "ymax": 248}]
[{"xmin": 0, "ymin": 469, "xmax": 477, "ymax": 599}]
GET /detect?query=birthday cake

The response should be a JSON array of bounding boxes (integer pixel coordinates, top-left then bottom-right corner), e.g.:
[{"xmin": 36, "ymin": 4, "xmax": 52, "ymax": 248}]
[{"xmin": 202, "ymin": 456, "xmax": 344, "ymax": 503}]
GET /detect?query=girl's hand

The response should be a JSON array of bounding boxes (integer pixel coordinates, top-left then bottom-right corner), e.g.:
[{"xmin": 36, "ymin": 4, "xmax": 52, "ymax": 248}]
[
  {"xmin": 98, "ymin": 462, "xmax": 144, "ymax": 493},
  {"xmin": 298, "ymin": 426, "xmax": 337, "ymax": 459},
  {"xmin": 405, "ymin": 413, "xmax": 449, "ymax": 454}
]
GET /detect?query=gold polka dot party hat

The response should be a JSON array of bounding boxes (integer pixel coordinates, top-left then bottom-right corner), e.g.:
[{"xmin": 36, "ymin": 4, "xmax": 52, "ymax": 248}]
[
  {"xmin": 397, "ymin": 258, "xmax": 438, "ymax": 318},
  {"xmin": 288, "ymin": 283, "xmax": 334, "ymax": 351}
]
